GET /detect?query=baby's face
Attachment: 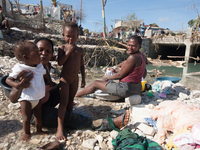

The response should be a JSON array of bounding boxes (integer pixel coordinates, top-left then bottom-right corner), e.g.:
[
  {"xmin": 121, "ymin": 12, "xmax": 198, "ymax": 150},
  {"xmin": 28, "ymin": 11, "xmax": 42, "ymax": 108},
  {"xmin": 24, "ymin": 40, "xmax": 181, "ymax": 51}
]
[
  {"xmin": 25, "ymin": 45, "xmax": 40, "ymax": 67},
  {"xmin": 63, "ymin": 26, "xmax": 78, "ymax": 45}
]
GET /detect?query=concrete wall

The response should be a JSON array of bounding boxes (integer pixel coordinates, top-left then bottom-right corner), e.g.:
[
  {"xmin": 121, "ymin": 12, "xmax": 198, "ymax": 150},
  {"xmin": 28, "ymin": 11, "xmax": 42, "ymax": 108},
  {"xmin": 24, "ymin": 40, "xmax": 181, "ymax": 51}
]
[{"xmin": 141, "ymin": 38, "xmax": 151, "ymax": 57}]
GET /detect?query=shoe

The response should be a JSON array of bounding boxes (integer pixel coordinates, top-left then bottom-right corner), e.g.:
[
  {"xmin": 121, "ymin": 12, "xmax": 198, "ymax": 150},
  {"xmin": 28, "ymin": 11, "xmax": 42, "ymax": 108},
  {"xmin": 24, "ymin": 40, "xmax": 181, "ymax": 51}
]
[{"xmin": 92, "ymin": 110, "xmax": 130, "ymax": 132}]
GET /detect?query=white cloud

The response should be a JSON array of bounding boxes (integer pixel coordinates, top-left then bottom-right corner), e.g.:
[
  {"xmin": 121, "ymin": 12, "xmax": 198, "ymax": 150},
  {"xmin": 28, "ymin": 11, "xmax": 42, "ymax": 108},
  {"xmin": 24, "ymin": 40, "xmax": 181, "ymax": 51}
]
[{"xmin": 158, "ymin": 17, "xmax": 170, "ymax": 22}]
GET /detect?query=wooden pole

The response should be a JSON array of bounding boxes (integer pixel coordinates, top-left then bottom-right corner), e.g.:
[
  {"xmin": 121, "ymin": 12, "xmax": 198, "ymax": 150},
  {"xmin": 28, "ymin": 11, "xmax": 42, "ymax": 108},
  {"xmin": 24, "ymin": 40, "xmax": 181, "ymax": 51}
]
[
  {"xmin": 101, "ymin": 0, "xmax": 106, "ymax": 38},
  {"xmin": 80, "ymin": 0, "xmax": 82, "ymax": 26}
]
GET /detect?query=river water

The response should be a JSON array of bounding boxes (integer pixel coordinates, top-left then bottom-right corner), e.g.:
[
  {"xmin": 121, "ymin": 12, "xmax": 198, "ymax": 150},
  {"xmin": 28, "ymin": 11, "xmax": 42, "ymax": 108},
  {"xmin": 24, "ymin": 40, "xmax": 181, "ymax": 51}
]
[{"xmin": 145, "ymin": 63, "xmax": 200, "ymax": 91}]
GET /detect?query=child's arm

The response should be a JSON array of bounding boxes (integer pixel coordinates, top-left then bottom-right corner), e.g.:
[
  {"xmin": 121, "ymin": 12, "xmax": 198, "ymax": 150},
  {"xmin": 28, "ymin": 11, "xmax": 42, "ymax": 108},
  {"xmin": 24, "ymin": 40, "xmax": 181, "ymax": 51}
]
[
  {"xmin": 43, "ymin": 73, "xmax": 53, "ymax": 86},
  {"xmin": 80, "ymin": 48, "xmax": 85, "ymax": 88},
  {"xmin": 43, "ymin": 65, "xmax": 53, "ymax": 86},
  {"xmin": 57, "ymin": 44, "xmax": 75, "ymax": 66}
]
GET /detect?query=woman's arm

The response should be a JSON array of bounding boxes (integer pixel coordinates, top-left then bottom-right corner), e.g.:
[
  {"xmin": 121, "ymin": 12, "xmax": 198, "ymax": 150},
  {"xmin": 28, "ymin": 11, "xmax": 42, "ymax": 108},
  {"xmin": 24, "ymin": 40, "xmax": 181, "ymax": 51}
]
[
  {"xmin": 103, "ymin": 55, "xmax": 140, "ymax": 81},
  {"xmin": 9, "ymin": 70, "xmax": 34, "ymax": 103}
]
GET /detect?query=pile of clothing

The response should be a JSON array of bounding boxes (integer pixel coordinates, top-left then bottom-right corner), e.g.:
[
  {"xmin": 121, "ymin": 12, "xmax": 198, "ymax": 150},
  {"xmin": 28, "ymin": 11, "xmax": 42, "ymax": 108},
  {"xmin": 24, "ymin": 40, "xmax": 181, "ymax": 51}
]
[{"xmin": 151, "ymin": 101, "xmax": 200, "ymax": 148}]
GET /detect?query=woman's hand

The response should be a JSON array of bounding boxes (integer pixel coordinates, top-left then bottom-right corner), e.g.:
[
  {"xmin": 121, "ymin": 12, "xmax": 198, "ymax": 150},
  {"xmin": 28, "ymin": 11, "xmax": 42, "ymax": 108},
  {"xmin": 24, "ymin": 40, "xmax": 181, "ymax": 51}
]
[{"xmin": 16, "ymin": 70, "xmax": 34, "ymax": 89}]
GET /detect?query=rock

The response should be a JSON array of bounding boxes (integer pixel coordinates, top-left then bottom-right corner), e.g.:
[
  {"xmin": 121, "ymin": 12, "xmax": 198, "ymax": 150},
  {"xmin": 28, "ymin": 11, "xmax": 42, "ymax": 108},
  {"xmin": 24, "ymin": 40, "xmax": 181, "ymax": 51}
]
[
  {"xmin": 96, "ymin": 135, "xmax": 103, "ymax": 143},
  {"xmin": 41, "ymin": 137, "xmax": 49, "ymax": 143},
  {"xmin": 125, "ymin": 95, "xmax": 141, "ymax": 106},
  {"xmin": 109, "ymin": 130, "xmax": 118, "ymax": 139},
  {"xmin": 94, "ymin": 146, "xmax": 100, "ymax": 150},
  {"xmin": 107, "ymin": 137, "xmax": 113, "ymax": 149},
  {"xmin": 135, "ymin": 129, "xmax": 145, "ymax": 137},
  {"xmin": 157, "ymin": 99, "xmax": 164, "ymax": 102},
  {"xmin": 0, "ymin": 111, "xmax": 6, "ymax": 116},
  {"xmin": 30, "ymin": 139, "xmax": 41, "ymax": 144},
  {"xmin": 145, "ymin": 104, "xmax": 155, "ymax": 109},
  {"xmin": 99, "ymin": 141, "xmax": 108, "ymax": 149},
  {"xmin": 8, "ymin": 103, "xmax": 20, "ymax": 110},
  {"xmin": 179, "ymin": 92, "xmax": 189, "ymax": 100},
  {"xmin": 82, "ymin": 139, "xmax": 97, "ymax": 149},
  {"xmin": 129, "ymin": 105, "xmax": 152, "ymax": 123},
  {"xmin": 137, "ymin": 123, "xmax": 155, "ymax": 136}
]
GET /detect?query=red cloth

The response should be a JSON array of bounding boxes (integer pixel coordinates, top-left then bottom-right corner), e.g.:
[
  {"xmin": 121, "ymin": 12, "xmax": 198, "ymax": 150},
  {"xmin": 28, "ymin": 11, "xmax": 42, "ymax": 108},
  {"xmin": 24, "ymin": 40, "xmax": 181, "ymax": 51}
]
[{"xmin": 120, "ymin": 51, "xmax": 145, "ymax": 83}]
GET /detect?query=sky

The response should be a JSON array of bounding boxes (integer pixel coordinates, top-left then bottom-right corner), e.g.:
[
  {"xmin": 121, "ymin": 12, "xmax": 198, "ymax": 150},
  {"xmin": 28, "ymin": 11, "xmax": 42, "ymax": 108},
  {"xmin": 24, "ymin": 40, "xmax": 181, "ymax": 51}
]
[{"xmin": 11, "ymin": 0, "xmax": 200, "ymax": 32}]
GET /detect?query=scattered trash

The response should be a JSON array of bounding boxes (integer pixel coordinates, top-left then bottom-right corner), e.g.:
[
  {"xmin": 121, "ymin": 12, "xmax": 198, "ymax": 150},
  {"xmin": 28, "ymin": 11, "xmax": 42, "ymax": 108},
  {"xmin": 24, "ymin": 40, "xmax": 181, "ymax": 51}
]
[
  {"xmin": 147, "ymin": 90, "xmax": 153, "ymax": 97},
  {"xmin": 158, "ymin": 93, "xmax": 166, "ymax": 98}
]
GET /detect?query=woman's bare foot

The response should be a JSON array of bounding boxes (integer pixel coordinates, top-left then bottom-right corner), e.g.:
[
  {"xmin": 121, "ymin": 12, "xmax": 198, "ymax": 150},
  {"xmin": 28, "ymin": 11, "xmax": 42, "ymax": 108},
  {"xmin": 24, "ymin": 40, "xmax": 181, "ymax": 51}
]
[
  {"xmin": 113, "ymin": 110, "xmax": 130, "ymax": 129},
  {"xmin": 56, "ymin": 128, "xmax": 66, "ymax": 141},
  {"xmin": 36, "ymin": 130, "xmax": 48, "ymax": 135},
  {"xmin": 21, "ymin": 133, "xmax": 30, "ymax": 141}
]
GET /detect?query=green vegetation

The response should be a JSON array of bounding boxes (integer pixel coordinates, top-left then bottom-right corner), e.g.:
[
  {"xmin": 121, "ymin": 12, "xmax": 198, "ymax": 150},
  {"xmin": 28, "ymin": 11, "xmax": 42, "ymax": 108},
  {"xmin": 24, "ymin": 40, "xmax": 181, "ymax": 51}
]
[{"xmin": 150, "ymin": 23, "xmax": 159, "ymax": 27}]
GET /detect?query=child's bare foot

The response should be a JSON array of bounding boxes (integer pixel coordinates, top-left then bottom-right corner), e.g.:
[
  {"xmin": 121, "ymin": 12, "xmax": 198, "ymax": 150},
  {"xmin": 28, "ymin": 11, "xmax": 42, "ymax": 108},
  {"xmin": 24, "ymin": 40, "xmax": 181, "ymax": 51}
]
[
  {"xmin": 56, "ymin": 128, "xmax": 66, "ymax": 141},
  {"xmin": 113, "ymin": 110, "xmax": 130, "ymax": 130},
  {"xmin": 21, "ymin": 134, "xmax": 30, "ymax": 141}
]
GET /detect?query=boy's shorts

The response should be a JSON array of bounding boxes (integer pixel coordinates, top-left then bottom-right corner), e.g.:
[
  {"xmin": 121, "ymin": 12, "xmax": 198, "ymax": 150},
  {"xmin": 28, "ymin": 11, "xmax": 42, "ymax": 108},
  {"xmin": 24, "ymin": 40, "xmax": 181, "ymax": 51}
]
[{"xmin": 105, "ymin": 81, "xmax": 142, "ymax": 98}]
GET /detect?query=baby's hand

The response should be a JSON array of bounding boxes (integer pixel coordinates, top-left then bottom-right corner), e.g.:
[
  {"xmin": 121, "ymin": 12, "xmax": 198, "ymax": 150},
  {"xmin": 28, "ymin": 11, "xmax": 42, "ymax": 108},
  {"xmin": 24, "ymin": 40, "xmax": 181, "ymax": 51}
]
[{"xmin": 81, "ymin": 80, "xmax": 85, "ymax": 88}]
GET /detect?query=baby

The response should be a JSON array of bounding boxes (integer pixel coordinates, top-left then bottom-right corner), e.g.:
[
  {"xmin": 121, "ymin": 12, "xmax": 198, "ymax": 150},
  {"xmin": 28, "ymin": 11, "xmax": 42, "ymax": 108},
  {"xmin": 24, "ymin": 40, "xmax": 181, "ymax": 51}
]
[{"xmin": 6, "ymin": 40, "xmax": 50, "ymax": 141}]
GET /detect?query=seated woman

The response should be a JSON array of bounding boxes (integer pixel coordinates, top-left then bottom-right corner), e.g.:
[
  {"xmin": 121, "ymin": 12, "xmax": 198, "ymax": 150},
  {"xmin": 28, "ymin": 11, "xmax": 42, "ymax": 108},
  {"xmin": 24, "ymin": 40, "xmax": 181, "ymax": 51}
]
[
  {"xmin": 76, "ymin": 35, "xmax": 147, "ymax": 98},
  {"xmin": 8, "ymin": 37, "xmax": 130, "ymax": 139}
]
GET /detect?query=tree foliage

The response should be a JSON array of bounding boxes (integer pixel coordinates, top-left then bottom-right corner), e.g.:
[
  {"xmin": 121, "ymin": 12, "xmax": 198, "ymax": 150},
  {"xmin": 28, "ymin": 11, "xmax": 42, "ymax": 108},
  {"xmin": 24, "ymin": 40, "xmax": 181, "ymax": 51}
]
[
  {"xmin": 188, "ymin": 19, "xmax": 195, "ymax": 27},
  {"xmin": 126, "ymin": 13, "xmax": 136, "ymax": 21},
  {"xmin": 188, "ymin": 17, "xmax": 200, "ymax": 29},
  {"xmin": 124, "ymin": 13, "xmax": 141, "ymax": 30},
  {"xmin": 150, "ymin": 23, "xmax": 159, "ymax": 27},
  {"xmin": 83, "ymin": 29, "xmax": 89, "ymax": 34}
]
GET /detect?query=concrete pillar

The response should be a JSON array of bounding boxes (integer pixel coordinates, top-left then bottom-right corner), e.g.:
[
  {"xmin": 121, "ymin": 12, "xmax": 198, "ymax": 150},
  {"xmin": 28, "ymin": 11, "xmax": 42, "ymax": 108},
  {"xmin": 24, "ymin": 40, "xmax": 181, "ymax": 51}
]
[
  {"xmin": 186, "ymin": 28, "xmax": 193, "ymax": 39},
  {"xmin": 184, "ymin": 39, "xmax": 192, "ymax": 62},
  {"xmin": 147, "ymin": 29, "xmax": 153, "ymax": 38},
  {"xmin": 2, "ymin": 0, "xmax": 6, "ymax": 12},
  {"xmin": 182, "ymin": 64, "xmax": 188, "ymax": 80}
]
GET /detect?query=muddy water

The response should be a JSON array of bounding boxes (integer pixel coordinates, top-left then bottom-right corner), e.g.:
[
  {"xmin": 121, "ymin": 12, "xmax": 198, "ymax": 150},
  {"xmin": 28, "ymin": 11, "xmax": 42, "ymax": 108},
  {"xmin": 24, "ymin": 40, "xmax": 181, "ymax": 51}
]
[{"xmin": 146, "ymin": 63, "xmax": 200, "ymax": 90}]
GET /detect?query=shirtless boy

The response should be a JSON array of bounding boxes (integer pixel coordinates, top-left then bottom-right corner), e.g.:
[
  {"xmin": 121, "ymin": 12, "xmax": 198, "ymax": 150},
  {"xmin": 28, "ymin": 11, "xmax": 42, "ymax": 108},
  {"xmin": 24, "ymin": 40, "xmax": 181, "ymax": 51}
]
[{"xmin": 57, "ymin": 22, "xmax": 85, "ymax": 140}]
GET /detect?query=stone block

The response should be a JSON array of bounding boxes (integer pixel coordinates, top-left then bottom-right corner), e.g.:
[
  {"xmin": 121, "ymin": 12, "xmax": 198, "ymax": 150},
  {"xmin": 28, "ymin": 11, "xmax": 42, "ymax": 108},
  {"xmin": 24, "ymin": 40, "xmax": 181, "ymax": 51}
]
[
  {"xmin": 137, "ymin": 123, "xmax": 155, "ymax": 136},
  {"xmin": 125, "ymin": 95, "xmax": 141, "ymax": 106}
]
